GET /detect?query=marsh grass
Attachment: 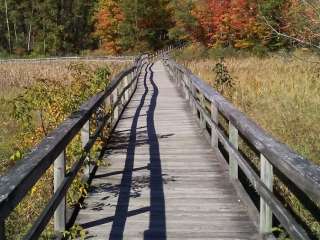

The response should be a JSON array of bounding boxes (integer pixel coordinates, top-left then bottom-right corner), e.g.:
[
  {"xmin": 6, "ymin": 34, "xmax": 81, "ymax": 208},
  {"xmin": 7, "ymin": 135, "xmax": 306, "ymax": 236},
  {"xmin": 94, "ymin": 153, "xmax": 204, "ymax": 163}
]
[
  {"xmin": 181, "ymin": 56, "xmax": 320, "ymax": 166},
  {"xmin": 0, "ymin": 61, "xmax": 128, "ymax": 93}
]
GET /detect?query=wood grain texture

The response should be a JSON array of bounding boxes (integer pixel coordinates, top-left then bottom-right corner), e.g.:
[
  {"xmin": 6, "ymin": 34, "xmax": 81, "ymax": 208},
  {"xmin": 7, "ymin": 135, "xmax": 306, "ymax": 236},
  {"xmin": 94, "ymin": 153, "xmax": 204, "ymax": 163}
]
[{"xmin": 75, "ymin": 61, "xmax": 259, "ymax": 239}]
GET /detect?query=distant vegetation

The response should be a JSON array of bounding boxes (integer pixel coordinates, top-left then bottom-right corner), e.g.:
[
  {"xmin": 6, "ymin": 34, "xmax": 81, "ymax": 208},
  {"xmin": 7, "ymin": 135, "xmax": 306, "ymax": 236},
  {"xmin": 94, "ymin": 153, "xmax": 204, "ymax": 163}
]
[{"xmin": 1, "ymin": 0, "xmax": 320, "ymax": 56}]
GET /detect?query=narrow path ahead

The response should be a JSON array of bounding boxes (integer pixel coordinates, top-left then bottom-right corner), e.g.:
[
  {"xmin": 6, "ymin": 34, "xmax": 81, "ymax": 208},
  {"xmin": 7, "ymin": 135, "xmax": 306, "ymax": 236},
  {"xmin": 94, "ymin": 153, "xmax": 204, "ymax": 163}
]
[{"xmin": 75, "ymin": 61, "xmax": 259, "ymax": 239}]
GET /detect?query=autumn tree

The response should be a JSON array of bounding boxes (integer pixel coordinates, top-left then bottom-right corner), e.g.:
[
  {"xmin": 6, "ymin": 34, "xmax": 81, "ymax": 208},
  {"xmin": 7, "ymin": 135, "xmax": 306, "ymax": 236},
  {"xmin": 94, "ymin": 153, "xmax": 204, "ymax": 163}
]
[
  {"xmin": 94, "ymin": 0, "xmax": 124, "ymax": 54},
  {"xmin": 119, "ymin": 0, "xmax": 172, "ymax": 52},
  {"xmin": 94, "ymin": 0, "xmax": 172, "ymax": 53},
  {"xmin": 193, "ymin": 0, "xmax": 267, "ymax": 49}
]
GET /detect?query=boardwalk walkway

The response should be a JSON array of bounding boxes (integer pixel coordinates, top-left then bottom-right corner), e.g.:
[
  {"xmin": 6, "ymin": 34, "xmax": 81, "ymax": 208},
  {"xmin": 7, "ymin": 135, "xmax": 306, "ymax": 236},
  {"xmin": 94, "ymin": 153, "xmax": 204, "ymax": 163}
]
[{"xmin": 75, "ymin": 61, "xmax": 259, "ymax": 239}]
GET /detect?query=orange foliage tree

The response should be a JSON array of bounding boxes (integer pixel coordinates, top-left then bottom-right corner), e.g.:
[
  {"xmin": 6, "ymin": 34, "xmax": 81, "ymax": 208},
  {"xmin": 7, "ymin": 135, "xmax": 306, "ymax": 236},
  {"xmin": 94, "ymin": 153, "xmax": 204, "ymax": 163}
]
[
  {"xmin": 193, "ymin": 0, "xmax": 268, "ymax": 48},
  {"xmin": 94, "ymin": 0, "xmax": 124, "ymax": 54}
]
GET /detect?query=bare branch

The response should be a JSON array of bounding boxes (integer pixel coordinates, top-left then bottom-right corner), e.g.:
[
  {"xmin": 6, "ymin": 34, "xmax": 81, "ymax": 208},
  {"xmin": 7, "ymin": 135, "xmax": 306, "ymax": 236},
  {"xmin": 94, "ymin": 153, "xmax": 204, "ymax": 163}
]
[{"xmin": 261, "ymin": 15, "xmax": 320, "ymax": 50}]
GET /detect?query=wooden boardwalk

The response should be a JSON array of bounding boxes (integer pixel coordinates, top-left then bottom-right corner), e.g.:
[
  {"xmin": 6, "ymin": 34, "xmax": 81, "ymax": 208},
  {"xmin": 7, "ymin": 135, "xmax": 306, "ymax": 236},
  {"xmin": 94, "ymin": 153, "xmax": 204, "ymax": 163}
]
[{"xmin": 75, "ymin": 61, "xmax": 259, "ymax": 239}]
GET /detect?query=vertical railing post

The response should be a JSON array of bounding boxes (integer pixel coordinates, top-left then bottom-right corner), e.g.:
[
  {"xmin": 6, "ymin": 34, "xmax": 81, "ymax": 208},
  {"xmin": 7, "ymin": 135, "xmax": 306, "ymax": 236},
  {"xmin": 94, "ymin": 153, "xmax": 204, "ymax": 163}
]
[
  {"xmin": 54, "ymin": 152, "xmax": 66, "ymax": 233},
  {"xmin": 211, "ymin": 101, "xmax": 218, "ymax": 149},
  {"xmin": 81, "ymin": 121, "xmax": 90, "ymax": 180},
  {"xmin": 183, "ymin": 74, "xmax": 189, "ymax": 100},
  {"xmin": 118, "ymin": 86, "xmax": 122, "ymax": 117},
  {"xmin": 229, "ymin": 122, "xmax": 238, "ymax": 179},
  {"xmin": 175, "ymin": 68, "xmax": 179, "ymax": 86},
  {"xmin": 124, "ymin": 75, "xmax": 129, "ymax": 101},
  {"xmin": 104, "ymin": 95, "xmax": 111, "ymax": 136},
  {"xmin": 260, "ymin": 154, "xmax": 273, "ymax": 235},
  {"xmin": 130, "ymin": 71, "xmax": 135, "ymax": 93},
  {"xmin": 112, "ymin": 88, "xmax": 119, "ymax": 121},
  {"xmin": 178, "ymin": 71, "xmax": 182, "ymax": 88},
  {"xmin": 199, "ymin": 93, "xmax": 206, "ymax": 129},
  {"xmin": 190, "ymin": 84, "xmax": 197, "ymax": 115}
]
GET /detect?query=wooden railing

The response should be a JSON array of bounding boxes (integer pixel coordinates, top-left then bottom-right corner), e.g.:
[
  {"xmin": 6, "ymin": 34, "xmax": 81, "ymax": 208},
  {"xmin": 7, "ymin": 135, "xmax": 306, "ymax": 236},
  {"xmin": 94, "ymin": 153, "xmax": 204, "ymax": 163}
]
[
  {"xmin": 163, "ymin": 57, "xmax": 320, "ymax": 240},
  {"xmin": 0, "ymin": 54, "xmax": 148, "ymax": 239},
  {"xmin": 0, "ymin": 56, "xmax": 135, "ymax": 64}
]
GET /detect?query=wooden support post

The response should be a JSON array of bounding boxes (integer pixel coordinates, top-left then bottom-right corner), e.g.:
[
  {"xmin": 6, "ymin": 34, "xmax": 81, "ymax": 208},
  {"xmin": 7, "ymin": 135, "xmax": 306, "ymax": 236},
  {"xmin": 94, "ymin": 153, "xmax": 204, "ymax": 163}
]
[
  {"xmin": 211, "ymin": 102, "xmax": 218, "ymax": 149},
  {"xmin": 81, "ymin": 121, "xmax": 90, "ymax": 180},
  {"xmin": 229, "ymin": 122, "xmax": 238, "ymax": 179},
  {"xmin": 200, "ymin": 94, "xmax": 206, "ymax": 129},
  {"xmin": 131, "ymin": 72, "xmax": 135, "ymax": 93},
  {"xmin": 104, "ymin": 95, "xmax": 111, "ymax": 111},
  {"xmin": 190, "ymin": 85, "xmax": 197, "ymax": 115},
  {"xmin": 175, "ymin": 68, "xmax": 179, "ymax": 86},
  {"xmin": 103, "ymin": 96, "xmax": 111, "ymax": 137},
  {"xmin": 113, "ymin": 88, "xmax": 119, "ymax": 121},
  {"xmin": 178, "ymin": 71, "xmax": 182, "ymax": 88},
  {"xmin": 128, "ymin": 73, "xmax": 132, "ymax": 95},
  {"xmin": 184, "ymin": 75, "xmax": 189, "ymax": 100},
  {"xmin": 260, "ymin": 154, "xmax": 273, "ymax": 235},
  {"xmin": 54, "ymin": 152, "xmax": 66, "ymax": 233},
  {"xmin": 124, "ymin": 75, "xmax": 129, "ymax": 101}
]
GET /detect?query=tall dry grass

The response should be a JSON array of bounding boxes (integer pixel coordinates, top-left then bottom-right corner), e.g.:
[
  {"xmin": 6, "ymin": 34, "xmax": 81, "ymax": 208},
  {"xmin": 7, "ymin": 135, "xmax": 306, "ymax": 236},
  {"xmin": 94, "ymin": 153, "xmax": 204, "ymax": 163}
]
[
  {"xmin": 182, "ymin": 56, "xmax": 320, "ymax": 166},
  {"xmin": 0, "ymin": 61, "xmax": 130, "ymax": 95}
]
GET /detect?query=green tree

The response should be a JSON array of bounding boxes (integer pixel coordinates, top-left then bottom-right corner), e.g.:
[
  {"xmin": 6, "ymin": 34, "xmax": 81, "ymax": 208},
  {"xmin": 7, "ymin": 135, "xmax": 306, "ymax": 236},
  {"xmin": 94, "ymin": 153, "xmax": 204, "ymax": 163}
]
[{"xmin": 168, "ymin": 0, "xmax": 198, "ymax": 42}]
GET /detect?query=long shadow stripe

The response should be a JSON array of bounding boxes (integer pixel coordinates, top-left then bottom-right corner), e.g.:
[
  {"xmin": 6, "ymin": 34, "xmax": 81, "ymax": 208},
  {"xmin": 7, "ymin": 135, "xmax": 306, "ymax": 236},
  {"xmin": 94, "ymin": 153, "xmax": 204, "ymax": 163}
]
[
  {"xmin": 144, "ymin": 63, "xmax": 167, "ymax": 239},
  {"xmin": 109, "ymin": 64, "xmax": 150, "ymax": 240}
]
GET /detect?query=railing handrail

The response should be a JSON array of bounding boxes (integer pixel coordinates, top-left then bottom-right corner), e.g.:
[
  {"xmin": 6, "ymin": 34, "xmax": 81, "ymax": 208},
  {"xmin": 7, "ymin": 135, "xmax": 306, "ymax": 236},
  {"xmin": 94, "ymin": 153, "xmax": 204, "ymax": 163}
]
[
  {"xmin": 163, "ymin": 57, "xmax": 320, "ymax": 240},
  {"xmin": 0, "ymin": 55, "xmax": 135, "ymax": 63},
  {"xmin": 0, "ymin": 53, "xmax": 149, "ymax": 239}
]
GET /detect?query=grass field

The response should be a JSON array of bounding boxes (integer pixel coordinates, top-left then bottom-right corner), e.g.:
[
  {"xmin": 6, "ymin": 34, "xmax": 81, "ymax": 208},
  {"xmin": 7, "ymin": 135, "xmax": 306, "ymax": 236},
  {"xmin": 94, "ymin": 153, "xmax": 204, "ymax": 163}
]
[{"xmin": 176, "ymin": 53, "xmax": 320, "ymax": 166}]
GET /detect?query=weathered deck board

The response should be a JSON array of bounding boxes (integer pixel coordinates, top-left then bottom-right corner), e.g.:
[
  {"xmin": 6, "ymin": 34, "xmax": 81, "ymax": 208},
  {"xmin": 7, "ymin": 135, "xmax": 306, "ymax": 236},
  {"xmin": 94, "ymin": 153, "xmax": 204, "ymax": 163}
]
[{"xmin": 75, "ymin": 61, "xmax": 259, "ymax": 239}]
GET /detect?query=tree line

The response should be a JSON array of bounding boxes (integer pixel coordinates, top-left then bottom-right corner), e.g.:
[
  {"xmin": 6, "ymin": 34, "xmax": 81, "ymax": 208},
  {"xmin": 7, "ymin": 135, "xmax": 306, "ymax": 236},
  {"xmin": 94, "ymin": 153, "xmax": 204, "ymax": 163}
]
[
  {"xmin": 1, "ymin": 0, "xmax": 319, "ymax": 56},
  {"xmin": 0, "ymin": 0, "xmax": 96, "ymax": 56}
]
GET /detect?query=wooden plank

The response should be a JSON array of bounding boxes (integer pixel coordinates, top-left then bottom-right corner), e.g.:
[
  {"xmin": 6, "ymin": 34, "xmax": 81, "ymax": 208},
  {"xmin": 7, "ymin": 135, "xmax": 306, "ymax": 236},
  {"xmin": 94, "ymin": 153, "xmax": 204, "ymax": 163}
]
[
  {"xmin": 211, "ymin": 102, "xmax": 219, "ymax": 149},
  {"xmin": 81, "ymin": 121, "xmax": 90, "ymax": 180},
  {"xmin": 260, "ymin": 154, "xmax": 273, "ymax": 235},
  {"xmin": 53, "ymin": 152, "xmax": 66, "ymax": 233},
  {"xmin": 229, "ymin": 122, "xmax": 238, "ymax": 179}
]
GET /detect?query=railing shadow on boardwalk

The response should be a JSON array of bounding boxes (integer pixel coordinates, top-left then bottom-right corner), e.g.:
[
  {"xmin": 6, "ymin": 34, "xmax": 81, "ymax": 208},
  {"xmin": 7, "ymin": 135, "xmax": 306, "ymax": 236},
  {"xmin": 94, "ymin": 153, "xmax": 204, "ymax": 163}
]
[
  {"xmin": 80, "ymin": 63, "xmax": 168, "ymax": 240},
  {"xmin": 143, "ymin": 63, "xmax": 166, "ymax": 240}
]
